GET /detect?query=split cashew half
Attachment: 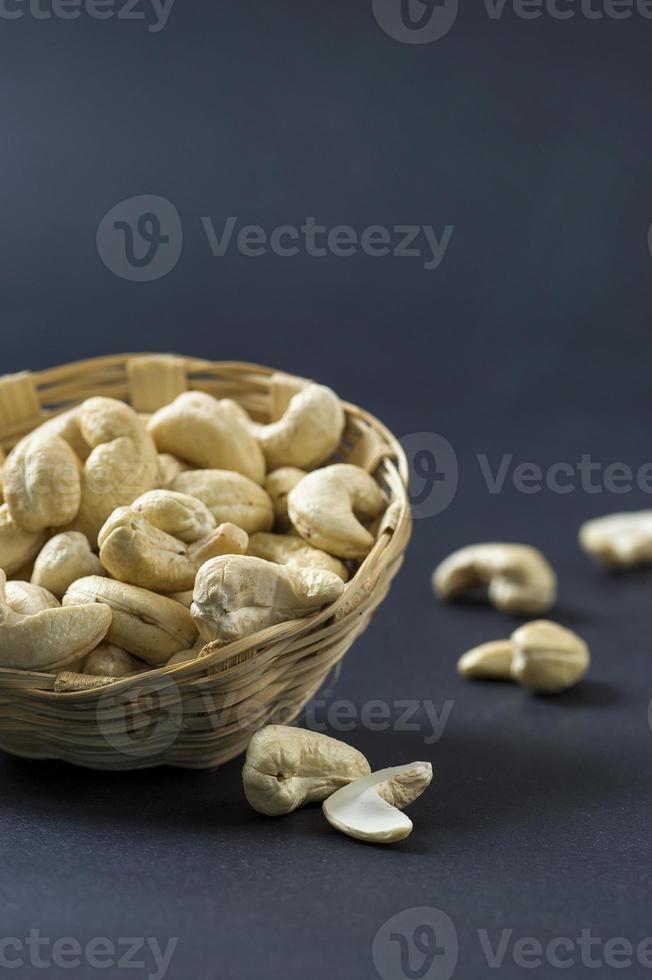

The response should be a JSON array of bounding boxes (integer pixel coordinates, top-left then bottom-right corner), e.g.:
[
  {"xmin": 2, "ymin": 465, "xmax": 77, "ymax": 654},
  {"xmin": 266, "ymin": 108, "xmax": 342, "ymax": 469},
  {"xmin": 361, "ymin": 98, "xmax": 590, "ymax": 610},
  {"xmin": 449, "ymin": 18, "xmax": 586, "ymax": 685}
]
[
  {"xmin": 433, "ymin": 543, "xmax": 557, "ymax": 615},
  {"xmin": 287, "ymin": 464, "xmax": 386, "ymax": 560},
  {"xmin": 247, "ymin": 532, "xmax": 349, "ymax": 581},
  {"xmin": 242, "ymin": 725, "xmax": 370, "ymax": 816},
  {"xmin": 71, "ymin": 397, "xmax": 159, "ymax": 542},
  {"xmin": 191, "ymin": 555, "xmax": 345, "ymax": 644},
  {"xmin": 458, "ymin": 620, "xmax": 590, "ymax": 693},
  {"xmin": 3, "ymin": 433, "xmax": 81, "ymax": 532},
  {"xmin": 0, "ymin": 570, "xmax": 111, "ymax": 671},
  {"xmin": 579, "ymin": 512, "xmax": 652, "ymax": 568},
  {"xmin": 31, "ymin": 531, "xmax": 105, "ymax": 599},
  {"xmin": 323, "ymin": 762, "xmax": 433, "ymax": 844},
  {"xmin": 172, "ymin": 470, "xmax": 273, "ymax": 534},
  {"xmin": 63, "ymin": 576, "xmax": 197, "ymax": 665},
  {"xmin": 245, "ymin": 383, "xmax": 345, "ymax": 470},
  {"xmin": 148, "ymin": 391, "xmax": 265, "ymax": 484}
]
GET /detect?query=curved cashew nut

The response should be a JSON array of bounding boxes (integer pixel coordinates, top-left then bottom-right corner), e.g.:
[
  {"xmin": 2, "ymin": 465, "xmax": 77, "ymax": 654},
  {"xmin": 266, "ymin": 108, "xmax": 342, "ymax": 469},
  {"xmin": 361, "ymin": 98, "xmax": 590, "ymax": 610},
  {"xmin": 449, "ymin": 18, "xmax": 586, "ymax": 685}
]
[
  {"xmin": 287, "ymin": 464, "xmax": 386, "ymax": 560},
  {"xmin": 148, "ymin": 391, "xmax": 265, "ymax": 484},
  {"xmin": 191, "ymin": 555, "xmax": 344, "ymax": 644},
  {"xmin": 265, "ymin": 467, "xmax": 306, "ymax": 531},
  {"xmin": 579, "ymin": 512, "xmax": 652, "ymax": 567},
  {"xmin": 433, "ymin": 543, "xmax": 557, "ymax": 615},
  {"xmin": 98, "ymin": 504, "xmax": 248, "ymax": 593},
  {"xmin": 172, "ymin": 470, "xmax": 273, "ymax": 534},
  {"xmin": 5, "ymin": 580, "xmax": 59, "ymax": 615},
  {"xmin": 130, "ymin": 489, "xmax": 215, "ymax": 543},
  {"xmin": 0, "ymin": 504, "xmax": 47, "ymax": 577},
  {"xmin": 3, "ymin": 434, "xmax": 81, "ymax": 532},
  {"xmin": 323, "ymin": 762, "xmax": 433, "ymax": 844},
  {"xmin": 457, "ymin": 620, "xmax": 589, "ymax": 693},
  {"xmin": 0, "ymin": 570, "xmax": 111, "ymax": 670},
  {"xmin": 247, "ymin": 532, "xmax": 348, "ymax": 581},
  {"xmin": 36, "ymin": 407, "xmax": 91, "ymax": 462},
  {"xmin": 245, "ymin": 383, "xmax": 345, "ymax": 469},
  {"xmin": 84, "ymin": 643, "xmax": 140, "ymax": 678},
  {"xmin": 30, "ymin": 531, "xmax": 105, "ymax": 599},
  {"xmin": 243, "ymin": 726, "xmax": 370, "ymax": 816},
  {"xmin": 71, "ymin": 397, "xmax": 159, "ymax": 542},
  {"xmin": 63, "ymin": 576, "xmax": 197, "ymax": 665}
]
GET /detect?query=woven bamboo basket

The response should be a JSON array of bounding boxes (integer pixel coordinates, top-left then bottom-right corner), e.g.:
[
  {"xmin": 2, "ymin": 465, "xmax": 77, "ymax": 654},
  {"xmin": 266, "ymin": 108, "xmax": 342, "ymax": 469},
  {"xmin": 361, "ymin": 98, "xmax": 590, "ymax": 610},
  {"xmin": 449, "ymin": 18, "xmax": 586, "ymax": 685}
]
[{"xmin": 0, "ymin": 354, "xmax": 411, "ymax": 770}]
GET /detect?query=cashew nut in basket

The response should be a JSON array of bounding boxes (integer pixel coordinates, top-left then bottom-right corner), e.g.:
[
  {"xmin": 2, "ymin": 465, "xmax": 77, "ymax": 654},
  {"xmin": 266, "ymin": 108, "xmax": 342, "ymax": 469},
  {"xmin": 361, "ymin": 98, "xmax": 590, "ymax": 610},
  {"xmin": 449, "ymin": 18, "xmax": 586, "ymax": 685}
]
[
  {"xmin": 191, "ymin": 554, "xmax": 344, "ymax": 644},
  {"xmin": 172, "ymin": 469, "xmax": 273, "ymax": 534},
  {"xmin": 287, "ymin": 464, "xmax": 386, "ymax": 560},
  {"xmin": 31, "ymin": 531, "xmax": 105, "ymax": 599},
  {"xmin": 3, "ymin": 433, "xmax": 81, "ymax": 532},
  {"xmin": 0, "ymin": 569, "xmax": 111, "ymax": 671},
  {"xmin": 148, "ymin": 391, "xmax": 265, "ymax": 484}
]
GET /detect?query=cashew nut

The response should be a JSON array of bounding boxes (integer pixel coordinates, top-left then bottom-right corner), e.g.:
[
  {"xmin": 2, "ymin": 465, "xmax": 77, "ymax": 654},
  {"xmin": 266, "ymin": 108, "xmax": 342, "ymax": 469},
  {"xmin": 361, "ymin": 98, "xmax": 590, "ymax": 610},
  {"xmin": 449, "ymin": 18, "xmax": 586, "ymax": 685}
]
[
  {"xmin": 287, "ymin": 464, "xmax": 386, "ymax": 560},
  {"xmin": 36, "ymin": 407, "xmax": 91, "ymax": 462},
  {"xmin": 323, "ymin": 762, "xmax": 433, "ymax": 844},
  {"xmin": 5, "ymin": 580, "xmax": 59, "ymax": 615},
  {"xmin": 246, "ymin": 383, "xmax": 345, "ymax": 469},
  {"xmin": 130, "ymin": 489, "xmax": 215, "ymax": 543},
  {"xmin": 148, "ymin": 391, "xmax": 265, "ymax": 484},
  {"xmin": 166, "ymin": 643, "xmax": 203, "ymax": 667},
  {"xmin": 247, "ymin": 532, "xmax": 348, "ymax": 581},
  {"xmin": 63, "ymin": 576, "xmax": 197, "ymax": 665},
  {"xmin": 0, "ymin": 504, "xmax": 47, "ymax": 577},
  {"xmin": 98, "ymin": 505, "xmax": 247, "ymax": 593},
  {"xmin": 172, "ymin": 470, "xmax": 273, "ymax": 534},
  {"xmin": 242, "ymin": 725, "xmax": 371, "ymax": 816},
  {"xmin": 156, "ymin": 453, "xmax": 189, "ymax": 489},
  {"xmin": 191, "ymin": 555, "xmax": 344, "ymax": 644},
  {"xmin": 579, "ymin": 511, "xmax": 652, "ymax": 568},
  {"xmin": 0, "ymin": 570, "xmax": 111, "ymax": 670},
  {"xmin": 30, "ymin": 531, "xmax": 105, "ymax": 599},
  {"xmin": 265, "ymin": 467, "xmax": 306, "ymax": 531},
  {"xmin": 3, "ymin": 434, "xmax": 81, "ymax": 532},
  {"xmin": 84, "ymin": 643, "xmax": 140, "ymax": 678},
  {"xmin": 71, "ymin": 397, "xmax": 159, "ymax": 542},
  {"xmin": 433, "ymin": 543, "xmax": 557, "ymax": 615},
  {"xmin": 457, "ymin": 620, "xmax": 590, "ymax": 693}
]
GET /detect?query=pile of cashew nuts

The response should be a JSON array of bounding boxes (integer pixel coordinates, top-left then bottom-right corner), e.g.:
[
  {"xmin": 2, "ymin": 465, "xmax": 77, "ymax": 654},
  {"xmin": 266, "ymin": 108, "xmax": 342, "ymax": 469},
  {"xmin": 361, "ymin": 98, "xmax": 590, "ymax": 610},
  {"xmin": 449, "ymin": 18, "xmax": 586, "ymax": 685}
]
[{"xmin": 0, "ymin": 382, "xmax": 388, "ymax": 680}]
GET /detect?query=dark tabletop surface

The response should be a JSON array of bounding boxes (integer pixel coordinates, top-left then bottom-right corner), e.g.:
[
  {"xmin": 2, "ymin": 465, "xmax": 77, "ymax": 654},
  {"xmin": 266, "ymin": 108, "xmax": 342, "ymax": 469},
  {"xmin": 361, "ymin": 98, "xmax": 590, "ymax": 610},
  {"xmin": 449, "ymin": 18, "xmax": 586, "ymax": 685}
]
[{"xmin": 1, "ymin": 2, "xmax": 652, "ymax": 978}]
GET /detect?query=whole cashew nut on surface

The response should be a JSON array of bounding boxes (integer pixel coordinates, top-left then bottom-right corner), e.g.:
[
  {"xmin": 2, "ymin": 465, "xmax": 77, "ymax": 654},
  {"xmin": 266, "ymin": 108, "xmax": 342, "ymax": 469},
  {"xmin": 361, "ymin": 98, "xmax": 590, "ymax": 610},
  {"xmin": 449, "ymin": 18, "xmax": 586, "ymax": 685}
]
[
  {"xmin": 579, "ymin": 511, "xmax": 652, "ymax": 568},
  {"xmin": 433, "ymin": 543, "xmax": 557, "ymax": 615}
]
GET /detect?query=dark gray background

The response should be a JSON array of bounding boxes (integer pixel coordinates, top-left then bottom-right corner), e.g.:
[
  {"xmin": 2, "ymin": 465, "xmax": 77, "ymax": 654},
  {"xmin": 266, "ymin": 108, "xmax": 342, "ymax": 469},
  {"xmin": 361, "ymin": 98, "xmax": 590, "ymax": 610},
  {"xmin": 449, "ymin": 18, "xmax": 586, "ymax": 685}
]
[{"xmin": 1, "ymin": 1, "xmax": 652, "ymax": 978}]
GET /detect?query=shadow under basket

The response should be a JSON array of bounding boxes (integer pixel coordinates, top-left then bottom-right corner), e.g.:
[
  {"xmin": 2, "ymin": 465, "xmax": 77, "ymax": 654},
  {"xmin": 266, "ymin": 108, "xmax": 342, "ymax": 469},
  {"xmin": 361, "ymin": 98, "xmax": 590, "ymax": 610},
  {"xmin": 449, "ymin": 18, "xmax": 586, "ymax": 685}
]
[{"xmin": 0, "ymin": 354, "xmax": 411, "ymax": 770}]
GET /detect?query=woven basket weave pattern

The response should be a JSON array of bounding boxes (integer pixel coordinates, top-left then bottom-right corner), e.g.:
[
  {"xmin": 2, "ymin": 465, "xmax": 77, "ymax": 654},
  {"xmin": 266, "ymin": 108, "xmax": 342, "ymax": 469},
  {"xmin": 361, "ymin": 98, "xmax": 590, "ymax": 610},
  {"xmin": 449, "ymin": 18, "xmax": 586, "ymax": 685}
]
[{"xmin": 0, "ymin": 355, "xmax": 411, "ymax": 770}]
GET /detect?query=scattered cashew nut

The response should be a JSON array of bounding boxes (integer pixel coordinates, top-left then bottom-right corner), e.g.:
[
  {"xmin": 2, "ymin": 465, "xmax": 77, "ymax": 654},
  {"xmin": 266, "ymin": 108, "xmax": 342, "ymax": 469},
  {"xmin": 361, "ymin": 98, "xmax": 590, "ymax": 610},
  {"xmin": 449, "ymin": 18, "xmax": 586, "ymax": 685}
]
[
  {"xmin": 458, "ymin": 620, "xmax": 590, "ymax": 693},
  {"xmin": 433, "ymin": 543, "xmax": 557, "ymax": 615},
  {"xmin": 148, "ymin": 391, "xmax": 265, "ymax": 484},
  {"xmin": 323, "ymin": 762, "xmax": 433, "ymax": 844},
  {"xmin": 191, "ymin": 555, "xmax": 344, "ymax": 644},
  {"xmin": 31, "ymin": 531, "xmax": 105, "ymax": 599},
  {"xmin": 579, "ymin": 512, "xmax": 652, "ymax": 568},
  {"xmin": 288, "ymin": 464, "xmax": 386, "ymax": 560},
  {"xmin": 242, "ymin": 725, "xmax": 371, "ymax": 816}
]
